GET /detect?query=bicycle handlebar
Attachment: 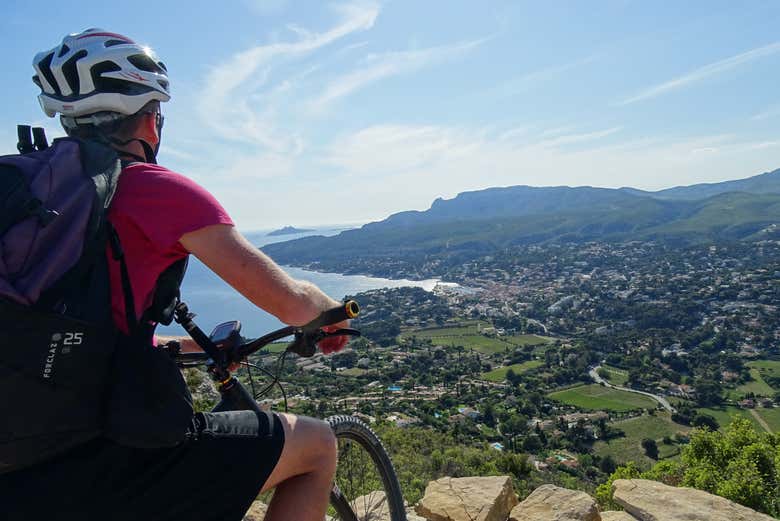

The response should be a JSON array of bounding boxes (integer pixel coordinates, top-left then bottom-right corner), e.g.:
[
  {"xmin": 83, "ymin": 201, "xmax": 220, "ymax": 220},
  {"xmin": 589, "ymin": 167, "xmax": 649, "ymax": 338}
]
[{"xmin": 171, "ymin": 300, "xmax": 361, "ymax": 372}]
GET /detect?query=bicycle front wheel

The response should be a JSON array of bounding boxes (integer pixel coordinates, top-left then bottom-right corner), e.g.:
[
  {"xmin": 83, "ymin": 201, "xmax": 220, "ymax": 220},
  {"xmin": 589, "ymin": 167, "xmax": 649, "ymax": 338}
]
[{"xmin": 327, "ymin": 415, "xmax": 407, "ymax": 521}]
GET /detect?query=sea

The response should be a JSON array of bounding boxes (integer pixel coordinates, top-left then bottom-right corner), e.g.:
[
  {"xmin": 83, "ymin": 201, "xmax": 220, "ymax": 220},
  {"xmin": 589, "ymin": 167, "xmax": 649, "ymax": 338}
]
[{"xmin": 156, "ymin": 226, "xmax": 440, "ymax": 339}]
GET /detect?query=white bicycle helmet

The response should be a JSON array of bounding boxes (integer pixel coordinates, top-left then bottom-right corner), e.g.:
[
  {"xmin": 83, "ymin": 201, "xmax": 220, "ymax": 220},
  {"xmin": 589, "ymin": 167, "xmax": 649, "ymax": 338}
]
[{"xmin": 33, "ymin": 28, "xmax": 170, "ymax": 119}]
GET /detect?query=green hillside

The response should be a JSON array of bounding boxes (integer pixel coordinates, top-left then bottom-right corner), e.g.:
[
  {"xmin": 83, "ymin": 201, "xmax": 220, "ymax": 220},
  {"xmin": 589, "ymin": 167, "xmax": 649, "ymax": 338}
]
[{"xmin": 263, "ymin": 190, "xmax": 780, "ymax": 269}]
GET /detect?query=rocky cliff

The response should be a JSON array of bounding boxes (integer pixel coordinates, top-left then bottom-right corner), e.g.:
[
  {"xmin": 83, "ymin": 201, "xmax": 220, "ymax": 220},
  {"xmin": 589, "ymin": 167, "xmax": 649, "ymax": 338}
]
[{"xmin": 244, "ymin": 476, "xmax": 776, "ymax": 520}]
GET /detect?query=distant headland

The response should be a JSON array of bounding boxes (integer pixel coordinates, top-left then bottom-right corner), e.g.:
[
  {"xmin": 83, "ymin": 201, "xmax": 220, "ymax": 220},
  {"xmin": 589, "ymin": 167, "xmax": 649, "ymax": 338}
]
[{"xmin": 267, "ymin": 226, "xmax": 314, "ymax": 236}]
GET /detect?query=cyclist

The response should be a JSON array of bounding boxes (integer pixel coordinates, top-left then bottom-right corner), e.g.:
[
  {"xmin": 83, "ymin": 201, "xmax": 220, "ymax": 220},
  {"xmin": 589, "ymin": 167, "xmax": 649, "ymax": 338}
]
[{"xmin": 3, "ymin": 28, "xmax": 347, "ymax": 521}]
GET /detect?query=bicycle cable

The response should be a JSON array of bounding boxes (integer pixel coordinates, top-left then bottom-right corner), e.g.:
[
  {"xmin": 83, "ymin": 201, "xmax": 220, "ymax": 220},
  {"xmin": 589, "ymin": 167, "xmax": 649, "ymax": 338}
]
[
  {"xmin": 244, "ymin": 357, "xmax": 257, "ymax": 399},
  {"xmin": 241, "ymin": 349, "xmax": 290, "ymax": 412}
]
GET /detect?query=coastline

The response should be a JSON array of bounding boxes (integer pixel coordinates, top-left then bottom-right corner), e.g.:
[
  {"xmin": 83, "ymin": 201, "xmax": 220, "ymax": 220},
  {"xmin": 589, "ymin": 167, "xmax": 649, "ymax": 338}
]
[
  {"xmin": 281, "ymin": 264, "xmax": 480, "ymax": 295},
  {"xmin": 281, "ymin": 264, "xmax": 442, "ymax": 292}
]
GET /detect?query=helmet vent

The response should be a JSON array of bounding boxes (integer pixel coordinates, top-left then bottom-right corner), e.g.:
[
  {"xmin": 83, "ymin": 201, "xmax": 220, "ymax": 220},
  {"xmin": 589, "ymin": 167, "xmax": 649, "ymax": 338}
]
[
  {"xmin": 61, "ymin": 50, "xmax": 87, "ymax": 96},
  {"xmin": 37, "ymin": 52, "xmax": 60, "ymax": 96},
  {"xmin": 90, "ymin": 60, "xmax": 123, "ymax": 93},
  {"xmin": 57, "ymin": 44, "xmax": 70, "ymax": 58},
  {"xmin": 104, "ymin": 39, "xmax": 127, "ymax": 48},
  {"xmin": 127, "ymin": 54, "xmax": 164, "ymax": 74}
]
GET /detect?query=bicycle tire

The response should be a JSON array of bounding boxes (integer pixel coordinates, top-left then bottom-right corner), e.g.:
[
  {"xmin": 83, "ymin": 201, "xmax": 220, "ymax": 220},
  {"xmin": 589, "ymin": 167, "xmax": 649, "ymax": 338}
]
[{"xmin": 327, "ymin": 415, "xmax": 407, "ymax": 521}]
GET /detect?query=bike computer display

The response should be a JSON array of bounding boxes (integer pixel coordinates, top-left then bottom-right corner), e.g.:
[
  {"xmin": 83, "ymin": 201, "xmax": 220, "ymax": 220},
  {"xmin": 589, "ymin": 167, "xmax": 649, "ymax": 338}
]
[{"xmin": 209, "ymin": 320, "xmax": 241, "ymax": 348}]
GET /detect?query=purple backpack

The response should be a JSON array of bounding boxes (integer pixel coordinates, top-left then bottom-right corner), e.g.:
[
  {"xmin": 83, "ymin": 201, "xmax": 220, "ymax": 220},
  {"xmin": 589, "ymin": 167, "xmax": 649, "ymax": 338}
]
[{"xmin": 0, "ymin": 126, "xmax": 126, "ymax": 472}]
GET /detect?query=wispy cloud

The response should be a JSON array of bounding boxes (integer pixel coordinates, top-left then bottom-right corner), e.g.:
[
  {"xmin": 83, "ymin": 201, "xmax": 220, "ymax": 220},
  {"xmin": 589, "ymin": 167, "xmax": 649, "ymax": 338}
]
[
  {"xmin": 478, "ymin": 55, "xmax": 598, "ymax": 102},
  {"xmin": 242, "ymin": 0, "xmax": 290, "ymax": 16},
  {"xmin": 199, "ymin": 1, "xmax": 380, "ymax": 151},
  {"xmin": 539, "ymin": 127, "xmax": 622, "ymax": 147},
  {"xmin": 751, "ymin": 104, "xmax": 780, "ymax": 121},
  {"xmin": 617, "ymin": 41, "xmax": 780, "ymax": 106},
  {"xmin": 307, "ymin": 38, "xmax": 488, "ymax": 112},
  {"xmin": 540, "ymin": 125, "xmax": 578, "ymax": 138},
  {"xmin": 323, "ymin": 124, "xmax": 774, "ymax": 202},
  {"xmin": 159, "ymin": 145, "xmax": 198, "ymax": 162}
]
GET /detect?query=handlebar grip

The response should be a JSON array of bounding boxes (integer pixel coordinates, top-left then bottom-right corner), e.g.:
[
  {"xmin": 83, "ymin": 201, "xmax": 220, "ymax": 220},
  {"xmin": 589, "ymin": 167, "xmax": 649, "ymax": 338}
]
[{"xmin": 304, "ymin": 300, "xmax": 359, "ymax": 331}]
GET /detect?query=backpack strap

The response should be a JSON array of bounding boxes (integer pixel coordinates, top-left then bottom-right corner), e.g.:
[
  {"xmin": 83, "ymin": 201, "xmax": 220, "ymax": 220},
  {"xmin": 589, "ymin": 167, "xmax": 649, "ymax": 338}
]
[
  {"xmin": 32, "ymin": 127, "xmax": 49, "ymax": 151},
  {"xmin": 141, "ymin": 257, "xmax": 188, "ymax": 326},
  {"xmin": 108, "ymin": 223, "xmax": 139, "ymax": 333},
  {"xmin": 0, "ymin": 165, "xmax": 59, "ymax": 236},
  {"xmin": 16, "ymin": 125, "xmax": 34, "ymax": 154},
  {"xmin": 35, "ymin": 139, "xmax": 122, "ymax": 319}
]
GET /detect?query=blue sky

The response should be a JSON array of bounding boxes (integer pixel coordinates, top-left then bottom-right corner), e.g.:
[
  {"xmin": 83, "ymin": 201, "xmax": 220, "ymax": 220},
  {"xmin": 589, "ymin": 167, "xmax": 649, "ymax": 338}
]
[{"xmin": 3, "ymin": 1, "xmax": 780, "ymax": 229}]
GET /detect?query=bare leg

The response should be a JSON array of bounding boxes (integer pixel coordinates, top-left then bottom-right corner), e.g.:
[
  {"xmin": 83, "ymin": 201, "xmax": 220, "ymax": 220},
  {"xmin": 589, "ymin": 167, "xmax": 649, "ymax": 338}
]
[{"xmin": 261, "ymin": 413, "xmax": 337, "ymax": 521}]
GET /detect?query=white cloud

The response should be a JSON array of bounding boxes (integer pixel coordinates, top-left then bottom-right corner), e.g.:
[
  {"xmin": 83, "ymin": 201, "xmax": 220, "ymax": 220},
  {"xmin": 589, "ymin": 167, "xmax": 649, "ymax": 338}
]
[
  {"xmin": 307, "ymin": 38, "xmax": 487, "ymax": 111},
  {"xmin": 166, "ymin": 121, "xmax": 779, "ymax": 229},
  {"xmin": 325, "ymin": 125, "xmax": 479, "ymax": 175},
  {"xmin": 538, "ymin": 127, "xmax": 622, "ymax": 147},
  {"xmin": 617, "ymin": 41, "xmax": 780, "ymax": 106},
  {"xmin": 319, "ymin": 124, "xmax": 779, "ymax": 218},
  {"xmin": 540, "ymin": 125, "xmax": 578, "ymax": 138},
  {"xmin": 159, "ymin": 145, "xmax": 197, "ymax": 162},
  {"xmin": 199, "ymin": 1, "xmax": 380, "ymax": 151},
  {"xmin": 476, "ymin": 55, "xmax": 598, "ymax": 102},
  {"xmin": 219, "ymin": 152, "xmax": 295, "ymax": 180}
]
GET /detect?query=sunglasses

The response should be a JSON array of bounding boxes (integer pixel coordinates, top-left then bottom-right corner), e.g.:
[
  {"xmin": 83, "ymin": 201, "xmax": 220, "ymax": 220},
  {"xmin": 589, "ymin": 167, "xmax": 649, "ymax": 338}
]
[{"xmin": 143, "ymin": 110, "xmax": 165, "ymax": 130}]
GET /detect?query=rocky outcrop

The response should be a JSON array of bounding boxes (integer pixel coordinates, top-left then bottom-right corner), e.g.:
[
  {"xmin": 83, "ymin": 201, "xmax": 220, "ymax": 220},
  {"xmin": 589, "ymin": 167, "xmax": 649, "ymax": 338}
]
[
  {"xmin": 242, "ymin": 501, "xmax": 267, "ymax": 521},
  {"xmin": 243, "ymin": 477, "xmax": 775, "ymax": 521},
  {"xmin": 508, "ymin": 484, "xmax": 600, "ymax": 521},
  {"xmin": 350, "ymin": 490, "xmax": 389, "ymax": 520},
  {"xmin": 600, "ymin": 512, "xmax": 637, "ymax": 521},
  {"xmin": 414, "ymin": 476, "xmax": 519, "ymax": 521},
  {"xmin": 612, "ymin": 479, "xmax": 776, "ymax": 521}
]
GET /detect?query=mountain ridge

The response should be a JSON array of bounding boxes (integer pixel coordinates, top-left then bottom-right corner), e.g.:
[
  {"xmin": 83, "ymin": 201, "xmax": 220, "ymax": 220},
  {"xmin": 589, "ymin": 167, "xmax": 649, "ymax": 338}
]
[
  {"xmin": 262, "ymin": 167, "xmax": 780, "ymax": 272},
  {"xmin": 619, "ymin": 167, "xmax": 780, "ymax": 200}
]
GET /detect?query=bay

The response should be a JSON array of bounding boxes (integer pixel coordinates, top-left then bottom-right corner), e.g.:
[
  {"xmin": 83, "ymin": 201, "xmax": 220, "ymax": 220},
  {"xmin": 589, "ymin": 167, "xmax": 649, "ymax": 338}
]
[{"xmin": 157, "ymin": 226, "xmax": 439, "ymax": 338}]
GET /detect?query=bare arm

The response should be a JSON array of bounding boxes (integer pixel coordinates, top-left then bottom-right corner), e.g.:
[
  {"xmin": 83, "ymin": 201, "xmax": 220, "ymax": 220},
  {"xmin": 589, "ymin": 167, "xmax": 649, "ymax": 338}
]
[
  {"xmin": 155, "ymin": 335, "xmax": 201, "ymax": 353},
  {"xmin": 179, "ymin": 224, "xmax": 343, "ymax": 327}
]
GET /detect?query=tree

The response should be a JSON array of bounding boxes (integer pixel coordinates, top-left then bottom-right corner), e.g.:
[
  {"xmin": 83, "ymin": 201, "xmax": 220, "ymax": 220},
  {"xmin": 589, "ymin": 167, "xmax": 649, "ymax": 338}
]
[
  {"xmin": 641, "ymin": 438, "xmax": 659, "ymax": 459},
  {"xmin": 506, "ymin": 368, "xmax": 522, "ymax": 386},
  {"xmin": 691, "ymin": 413, "xmax": 719, "ymax": 431},
  {"xmin": 482, "ymin": 403, "xmax": 496, "ymax": 428},
  {"xmin": 599, "ymin": 419, "xmax": 780, "ymax": 517},
  {"xmin": 599, "ymin": 455, "xmax": 617, "ymax": 474},
  {"xmin": 695, "ymin": 379, "xmax": 723, "ymax": 407}
]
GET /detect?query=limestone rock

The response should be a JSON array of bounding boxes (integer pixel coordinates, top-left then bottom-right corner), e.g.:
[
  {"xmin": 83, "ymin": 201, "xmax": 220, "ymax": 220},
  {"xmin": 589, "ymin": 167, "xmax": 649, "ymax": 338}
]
[
  {"xmin": 600, "ymin": 512, "xmax": 638, "ymax": 521},
  {"xmin": 415, "ymin": 476, "xmax": 518, "ymax": 521},
  {"xmin": 508, "ymin": 484, "xmax": 600, "ymax": 521},
  {"xmin": 243, "ymin": 500, "xmax": 267, "ymax": 521},
  {"xmin": 613, "ymin": 479, "xmax": 776, "ymax": 521},
  {"xmin": 350, "ymin": 490, "xmax": 389, "ymax": 520}
]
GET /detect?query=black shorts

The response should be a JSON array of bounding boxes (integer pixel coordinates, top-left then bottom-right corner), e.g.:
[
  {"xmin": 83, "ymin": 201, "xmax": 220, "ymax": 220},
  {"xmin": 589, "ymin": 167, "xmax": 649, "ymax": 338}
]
[{"xmin": 0, "ymin": 410, "xmax": 285, "ymax": 521}]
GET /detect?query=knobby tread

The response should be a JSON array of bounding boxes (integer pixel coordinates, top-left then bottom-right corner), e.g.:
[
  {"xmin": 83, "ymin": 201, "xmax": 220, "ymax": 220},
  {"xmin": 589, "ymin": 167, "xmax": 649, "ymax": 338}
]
[{"xmin": 327, "ymin": 415, "xmax": 407, "ymax": 521}]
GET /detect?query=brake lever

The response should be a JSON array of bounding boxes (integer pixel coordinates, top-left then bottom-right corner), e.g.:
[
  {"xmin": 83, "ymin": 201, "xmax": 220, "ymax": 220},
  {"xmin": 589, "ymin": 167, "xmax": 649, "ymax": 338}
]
[
  {"xmin": 287, "ymin": 329, "xmax": 319, "ymax": 358},
  {"xmin": 287, "ymin": 328, "xmax": 362, "ymax": 358},
  {"xmin": 321, "ymin": 328, "xmax": 361, "ymax": 338}
]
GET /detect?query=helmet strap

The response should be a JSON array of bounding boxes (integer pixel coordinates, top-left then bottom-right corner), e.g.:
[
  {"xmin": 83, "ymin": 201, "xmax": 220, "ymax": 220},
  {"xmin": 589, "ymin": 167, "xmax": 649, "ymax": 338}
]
[
  {"xmin": 65, "ymin": 111, "xmax": 162, "ymax": 164},
  {"xmin": 106, "ymin": 137, "xmax": 158, "ymax": 164}
]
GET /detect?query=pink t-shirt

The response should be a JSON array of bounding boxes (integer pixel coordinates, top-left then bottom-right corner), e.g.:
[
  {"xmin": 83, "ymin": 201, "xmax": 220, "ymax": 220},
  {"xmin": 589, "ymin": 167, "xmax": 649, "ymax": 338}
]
[{"xmin": 107, "ymin": 163, "xmax": 233, "ymax": 334}]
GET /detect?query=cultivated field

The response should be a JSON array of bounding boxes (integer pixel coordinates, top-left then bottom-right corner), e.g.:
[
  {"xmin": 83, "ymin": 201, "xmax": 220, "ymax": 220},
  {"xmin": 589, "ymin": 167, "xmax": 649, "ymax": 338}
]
[
  {"xmin": 548, "ymin": 384, "xmax": 657, "ymax": 412},
  {"xmin": 750, "ymin": 359, "xmax": 780, "ymax": 378},
  {"xmin": 696, "ymin": 406, "xmax": 763, "ymax": 432},
  {"xmin": 755, "ymin": 407, "xmax": 780, "ymax": 432},
  {"xmin": 600, "ymin": 365, "xmax": 629, "ymax": 386},
  {"xmin": 401, "ymin": 322, "xmax": 553, "ymax": 355},
  {"xmin": 727, "ymin": 367, "xmax": 776, "ymax": 399},
  {"xmin": 593, "ymin": 412, "xmax": 690, "ymax": 469},
  {"xmin": 481, "ymin": 360, "xmax": 544, "ymax": 382}
]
